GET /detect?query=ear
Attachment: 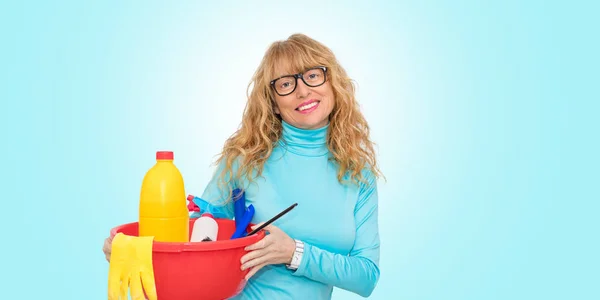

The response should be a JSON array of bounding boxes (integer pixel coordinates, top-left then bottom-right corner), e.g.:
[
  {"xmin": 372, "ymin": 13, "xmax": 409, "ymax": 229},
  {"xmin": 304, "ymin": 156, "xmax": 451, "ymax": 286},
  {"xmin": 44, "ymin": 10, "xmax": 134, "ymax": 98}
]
[{"xmin": 272, "ymin": 99, "xmax": 280, "ymax": 114}]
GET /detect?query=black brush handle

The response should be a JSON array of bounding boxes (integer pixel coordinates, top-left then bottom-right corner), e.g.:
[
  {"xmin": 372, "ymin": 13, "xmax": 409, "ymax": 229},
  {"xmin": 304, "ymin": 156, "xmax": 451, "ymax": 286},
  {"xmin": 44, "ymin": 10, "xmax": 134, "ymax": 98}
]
[{"xmin": 247, "ymin": 203, "xmax": 298, "ymax": 236}]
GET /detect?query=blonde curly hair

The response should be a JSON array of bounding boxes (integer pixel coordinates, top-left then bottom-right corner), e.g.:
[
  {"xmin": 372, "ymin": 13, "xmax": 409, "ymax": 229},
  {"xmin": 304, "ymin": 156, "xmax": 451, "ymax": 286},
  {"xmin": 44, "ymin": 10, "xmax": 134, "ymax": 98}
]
[{"xmin": 214, "ymin": 33, "xmax": 383, "ymax": 199}]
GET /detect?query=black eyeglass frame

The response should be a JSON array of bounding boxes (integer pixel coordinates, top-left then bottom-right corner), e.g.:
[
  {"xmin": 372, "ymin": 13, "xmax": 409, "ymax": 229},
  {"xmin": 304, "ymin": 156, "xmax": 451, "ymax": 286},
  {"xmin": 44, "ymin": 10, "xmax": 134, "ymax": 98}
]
[{"xmin": 269, "ymin": 66, "xmax": 328, "ymax": 96}]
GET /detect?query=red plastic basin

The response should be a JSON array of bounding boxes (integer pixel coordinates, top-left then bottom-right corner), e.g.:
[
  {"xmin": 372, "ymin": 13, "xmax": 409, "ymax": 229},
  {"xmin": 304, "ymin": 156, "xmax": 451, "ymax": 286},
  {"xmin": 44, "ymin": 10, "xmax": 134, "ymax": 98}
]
[{"xmin": 110, "ymin": 218, "xmax": 265, "ymax": 300}]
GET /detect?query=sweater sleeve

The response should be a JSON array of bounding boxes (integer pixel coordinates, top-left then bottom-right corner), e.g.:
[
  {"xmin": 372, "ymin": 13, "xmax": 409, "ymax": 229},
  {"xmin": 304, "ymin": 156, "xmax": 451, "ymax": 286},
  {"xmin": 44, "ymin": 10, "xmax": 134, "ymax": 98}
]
[
  {"xmin": 291, "ymin": 172, "xmax": 381, "ymax": 297},
  {"xmin": 190, "ymin": 158, "xmax": 239, "ymax": 219}
]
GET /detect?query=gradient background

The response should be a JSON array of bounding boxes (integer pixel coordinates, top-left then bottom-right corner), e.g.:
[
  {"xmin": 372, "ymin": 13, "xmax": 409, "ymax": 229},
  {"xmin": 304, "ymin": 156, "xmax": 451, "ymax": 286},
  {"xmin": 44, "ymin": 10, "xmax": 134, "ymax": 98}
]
[{"xmin": 2, "ymin": 1, "xmax": 598, "ymax": 299}]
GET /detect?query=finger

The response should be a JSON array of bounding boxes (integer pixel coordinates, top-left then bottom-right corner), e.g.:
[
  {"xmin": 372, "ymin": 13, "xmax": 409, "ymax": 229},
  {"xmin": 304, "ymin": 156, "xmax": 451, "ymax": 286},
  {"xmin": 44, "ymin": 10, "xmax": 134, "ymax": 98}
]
[
  {"xmin": 251, "ymin": 224, "xmax": 280, "ymax": 237},
  {"xmin": 254, "ymin": 222, "xmax": 281, "ymax": 231},
  {"xmin": 141, "ymin": 268, "xmax": 158, "ymax": 300},
  {"xmin": 245, "ymin": 263, "xmax": 266, "ymax": 281},
  {"xmin": 104, "ymin": 238, "xmax": 113, "ymax": 262},
  {"xmin": 108, "ymin": 235, "xmax": 125, "ymax": 299},
  {"xmin": 115, "ymin": 234, "xmax": 130, "ymax": 299},
  {"xmin": 241, "ymin": 251, "xmax": 273, "ymax": 271},
  {"xmin": 249, "ymin": 223, "xmax": 263, "ymax": 235},
  {"xmin": 120, "ymin": 275, "xmax": 129, "ymax": 300},
  {"xmin": 104, "ymin": 246, "xmax": 110, "ymax": 261},
  {"xmin": 103, "ymin": 240, "xmax": 110, "ymax": 253},
  {"xmin": 250, "ymin": 222, "xmax": 265, "ymax": 230},
  {"xmin": 130, "ymin": 270, "xmax": 145, "ymax": 300},
  {"xmin": 245, "ymin": 234, "xmax": 272, "ymax": 251},
  {"xmin": 107, "ymin": 269, "xmax": 120, "ymax": 299},
  {"xmin": 262, "ymin": 223, "xmax": 279, "ymax": 232},
  {"xmin": 241, "ymin": 247, "xmax": 268, "ymax": 265}
]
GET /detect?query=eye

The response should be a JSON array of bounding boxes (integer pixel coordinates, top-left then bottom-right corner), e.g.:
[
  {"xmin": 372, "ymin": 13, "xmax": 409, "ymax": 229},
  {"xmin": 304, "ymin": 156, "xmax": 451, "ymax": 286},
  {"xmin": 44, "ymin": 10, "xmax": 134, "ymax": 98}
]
[{"xmin": 277, "ymin": 77, "xmax": 295, "ymax": 89}]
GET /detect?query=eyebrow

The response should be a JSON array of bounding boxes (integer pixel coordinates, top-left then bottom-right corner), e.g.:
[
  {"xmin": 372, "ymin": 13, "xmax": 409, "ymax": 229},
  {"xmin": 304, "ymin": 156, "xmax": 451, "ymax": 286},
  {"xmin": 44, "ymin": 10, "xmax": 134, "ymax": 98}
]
[{"xmin": 276, "ymin": 66, "xmax": 315, "ymax": 78}]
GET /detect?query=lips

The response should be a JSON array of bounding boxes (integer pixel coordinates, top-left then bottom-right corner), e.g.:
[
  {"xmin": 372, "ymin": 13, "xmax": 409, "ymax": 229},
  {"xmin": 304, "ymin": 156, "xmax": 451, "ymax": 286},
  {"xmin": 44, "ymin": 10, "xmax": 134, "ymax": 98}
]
[{"xmin": 295, "ymin": 99, "xmax": 320, "ymax": 111}]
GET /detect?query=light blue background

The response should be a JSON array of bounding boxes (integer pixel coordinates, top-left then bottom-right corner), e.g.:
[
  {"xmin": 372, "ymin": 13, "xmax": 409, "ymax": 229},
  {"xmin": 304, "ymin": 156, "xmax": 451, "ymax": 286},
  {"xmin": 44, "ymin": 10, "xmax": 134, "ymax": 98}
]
[{"xmin": 1, "ymin": 1, "xmax": 598, "ymax": 299}]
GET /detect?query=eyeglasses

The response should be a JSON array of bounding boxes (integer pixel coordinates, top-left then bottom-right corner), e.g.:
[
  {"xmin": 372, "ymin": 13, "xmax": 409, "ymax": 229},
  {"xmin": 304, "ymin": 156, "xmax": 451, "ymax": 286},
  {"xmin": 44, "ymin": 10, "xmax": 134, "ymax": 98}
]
[{"xmin": 270, "ymin": 66, "xmax": 328, "ymax": 96}]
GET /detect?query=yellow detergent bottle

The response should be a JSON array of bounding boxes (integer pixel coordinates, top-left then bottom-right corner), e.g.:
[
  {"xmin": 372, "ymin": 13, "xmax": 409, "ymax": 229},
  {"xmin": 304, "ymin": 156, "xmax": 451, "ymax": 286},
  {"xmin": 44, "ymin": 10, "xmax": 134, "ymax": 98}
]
[{"xmin": 139, "ymin": 151, "xmax": 189, "ymax": 242}]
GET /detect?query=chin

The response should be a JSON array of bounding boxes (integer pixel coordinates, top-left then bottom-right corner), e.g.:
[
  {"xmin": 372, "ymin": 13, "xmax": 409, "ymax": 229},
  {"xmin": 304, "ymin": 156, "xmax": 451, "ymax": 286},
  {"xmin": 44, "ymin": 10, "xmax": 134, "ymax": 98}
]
[
  {"xmin": 284, "ymin": 111, "xmax": 329, "ymax": 129},
  {"xmin": 301, "ymin": 119, "xmax": 328, "ymax": 129}
]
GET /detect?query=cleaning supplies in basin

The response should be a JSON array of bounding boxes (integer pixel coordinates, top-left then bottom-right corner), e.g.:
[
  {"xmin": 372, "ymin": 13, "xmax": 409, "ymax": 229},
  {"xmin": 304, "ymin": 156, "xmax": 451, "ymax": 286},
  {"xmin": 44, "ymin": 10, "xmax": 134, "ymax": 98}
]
[
  {"xmin": 190, "ymin": 213, "xmax": 219, "ymax": 242},
  {"xmin": 187, "ymin": 188, "xmax": 255, "ymax": 240}
]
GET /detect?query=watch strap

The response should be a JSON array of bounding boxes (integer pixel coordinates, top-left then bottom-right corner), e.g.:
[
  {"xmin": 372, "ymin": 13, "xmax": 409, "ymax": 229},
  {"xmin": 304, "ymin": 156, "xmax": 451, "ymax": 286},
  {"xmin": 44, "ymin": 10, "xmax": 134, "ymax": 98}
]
[{"xmin": 287, "ymin": 239, "xmax": 304, "ymax": 270}]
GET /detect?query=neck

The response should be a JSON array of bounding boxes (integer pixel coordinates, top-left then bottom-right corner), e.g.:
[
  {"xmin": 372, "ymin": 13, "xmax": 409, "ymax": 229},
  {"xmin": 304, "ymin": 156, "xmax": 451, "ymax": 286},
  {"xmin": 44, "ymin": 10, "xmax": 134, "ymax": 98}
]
[{"xmin": 279, "ymin": 120, "xmax": 329, "ymax": 157}]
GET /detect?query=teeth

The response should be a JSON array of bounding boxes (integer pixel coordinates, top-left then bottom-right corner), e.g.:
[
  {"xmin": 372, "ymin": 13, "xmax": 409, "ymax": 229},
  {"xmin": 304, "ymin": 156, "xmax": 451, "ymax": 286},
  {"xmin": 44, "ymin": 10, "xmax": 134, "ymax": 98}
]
[{"xmin": 298, "ymin": 101, "xmax": 318, "ymax": 111}]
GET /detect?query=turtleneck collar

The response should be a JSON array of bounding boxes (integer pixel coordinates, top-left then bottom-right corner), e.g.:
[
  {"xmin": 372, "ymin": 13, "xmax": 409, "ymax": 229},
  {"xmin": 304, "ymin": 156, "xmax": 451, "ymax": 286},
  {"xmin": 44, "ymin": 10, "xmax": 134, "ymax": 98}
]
[{"xmin": 278, "ymin": 120, "xmax": 329, "ymax": 157}]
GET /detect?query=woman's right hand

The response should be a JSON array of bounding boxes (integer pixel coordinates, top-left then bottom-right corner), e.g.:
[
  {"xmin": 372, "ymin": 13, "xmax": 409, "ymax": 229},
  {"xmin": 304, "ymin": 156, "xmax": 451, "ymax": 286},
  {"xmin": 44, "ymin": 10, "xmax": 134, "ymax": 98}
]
[{"xmin": 103, "ymin": 236, "xmax": 113, "ymax": 262}]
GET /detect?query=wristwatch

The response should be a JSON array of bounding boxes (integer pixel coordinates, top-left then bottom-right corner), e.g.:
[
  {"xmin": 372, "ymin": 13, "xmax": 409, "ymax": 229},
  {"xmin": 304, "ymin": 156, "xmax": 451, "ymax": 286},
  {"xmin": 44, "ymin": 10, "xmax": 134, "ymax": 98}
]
[{"xmin": 286, "ymin": 239, "xmax": 304, "ymax": 270}]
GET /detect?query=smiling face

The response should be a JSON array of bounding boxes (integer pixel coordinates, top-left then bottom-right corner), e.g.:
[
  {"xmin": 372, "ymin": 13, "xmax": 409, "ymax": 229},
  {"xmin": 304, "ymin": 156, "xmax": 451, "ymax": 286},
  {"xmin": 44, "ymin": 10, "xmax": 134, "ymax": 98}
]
[{"xmin": 270, "ymin": 65, "xmax": 335, "ymax": 130}]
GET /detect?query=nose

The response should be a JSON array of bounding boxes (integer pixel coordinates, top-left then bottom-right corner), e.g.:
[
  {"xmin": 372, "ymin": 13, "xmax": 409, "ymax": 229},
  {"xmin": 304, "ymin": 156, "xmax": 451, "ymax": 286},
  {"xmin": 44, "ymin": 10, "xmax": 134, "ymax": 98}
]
[{"xmin": 295, "ymin": 78, "xmax": 310, "ymax": 98}]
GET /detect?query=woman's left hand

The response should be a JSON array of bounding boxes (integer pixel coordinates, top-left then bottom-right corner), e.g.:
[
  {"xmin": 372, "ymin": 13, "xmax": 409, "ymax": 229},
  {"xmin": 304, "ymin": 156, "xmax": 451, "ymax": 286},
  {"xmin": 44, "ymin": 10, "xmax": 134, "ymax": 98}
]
[{"xmin": 240, "ymin": 223, "xmax": 296, "ymax": 280}]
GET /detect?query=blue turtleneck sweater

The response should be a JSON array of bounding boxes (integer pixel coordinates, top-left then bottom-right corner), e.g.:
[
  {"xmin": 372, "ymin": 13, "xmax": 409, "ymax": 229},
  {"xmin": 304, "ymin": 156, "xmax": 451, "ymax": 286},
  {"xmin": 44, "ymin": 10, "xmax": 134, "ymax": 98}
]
[{"xmin": 193, "ymin": 120, "xmax": 381, "ymax": 299}]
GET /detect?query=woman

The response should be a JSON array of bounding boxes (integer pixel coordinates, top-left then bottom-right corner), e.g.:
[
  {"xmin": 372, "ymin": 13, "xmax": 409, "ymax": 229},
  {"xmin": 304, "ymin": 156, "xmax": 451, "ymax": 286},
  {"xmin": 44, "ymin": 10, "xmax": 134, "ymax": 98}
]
[{"xmin": 105, "ymin": 33, "xmax": 383, "ymax": 299}]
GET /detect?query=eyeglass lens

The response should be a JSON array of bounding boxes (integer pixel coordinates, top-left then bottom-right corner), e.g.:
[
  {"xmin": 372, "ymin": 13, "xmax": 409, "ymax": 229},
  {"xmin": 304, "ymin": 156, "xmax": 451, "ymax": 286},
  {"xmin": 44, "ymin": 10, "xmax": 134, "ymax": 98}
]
[{"xmin": 273, "ymin": 67, "xmax": 325, "ymax": 95}]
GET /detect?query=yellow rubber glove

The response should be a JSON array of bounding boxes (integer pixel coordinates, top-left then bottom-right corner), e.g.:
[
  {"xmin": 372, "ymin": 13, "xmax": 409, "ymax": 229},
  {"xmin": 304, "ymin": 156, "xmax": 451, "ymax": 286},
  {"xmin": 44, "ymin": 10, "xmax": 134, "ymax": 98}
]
[{"xmin": 108, "ymin": 233, "xmax": 157, "ymax": 300}]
